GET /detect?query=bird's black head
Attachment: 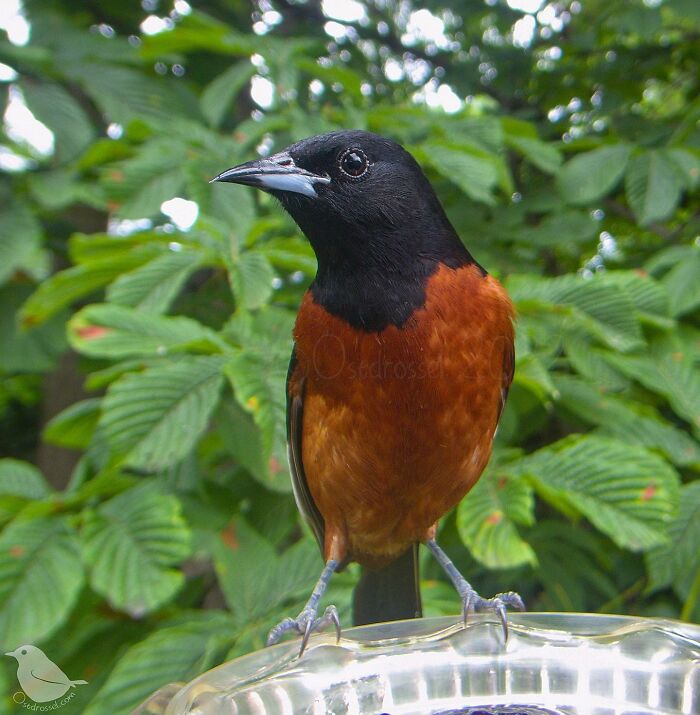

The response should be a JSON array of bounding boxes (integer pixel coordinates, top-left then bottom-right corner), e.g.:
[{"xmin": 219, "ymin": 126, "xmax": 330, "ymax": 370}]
[{"xmin": 213, "ymin": 130, "xmax": 480, "ymax": 330}]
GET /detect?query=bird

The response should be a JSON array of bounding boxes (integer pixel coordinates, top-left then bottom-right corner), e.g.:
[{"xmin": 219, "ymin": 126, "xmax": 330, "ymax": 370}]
[
  {"xmin": 213, "ymin": 130, "xmax": 523, "ymax": 654},
  {"xmin": 5, "ymin": 645, "xmax": 87, "ymax": 703}
]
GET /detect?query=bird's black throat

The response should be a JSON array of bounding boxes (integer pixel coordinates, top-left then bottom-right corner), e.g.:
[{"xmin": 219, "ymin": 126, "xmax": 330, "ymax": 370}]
[{"xmin": 297, "ymin": 210, "xmax": 484, "ymax": 332}]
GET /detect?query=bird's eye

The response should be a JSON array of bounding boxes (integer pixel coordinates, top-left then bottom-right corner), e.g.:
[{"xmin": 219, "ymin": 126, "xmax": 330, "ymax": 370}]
[
  {"xmin": 21, "ymin": 650, "xmax": 26, "ymax": 655},
  {"xmin": 339, "ymin": 148, "xmax": 369, "ymax": 178}
]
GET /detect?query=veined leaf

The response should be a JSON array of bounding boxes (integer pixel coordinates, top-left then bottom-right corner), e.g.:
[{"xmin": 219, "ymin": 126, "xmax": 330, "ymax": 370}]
[
  {"xmin": 99, "ymin": 355, "xmax": 226, "ymax": 471},
  {"xmin": 68, "ymin": 231, "xmax": 172, "ymax": 265},
  {"xmin": 82, "ymin": 483, "xmax": 191, "ymax": 616},
  {"xmin": 0, "ymin": 285, "xmax": 67, "ymax": 372},
  {"xmin": 0, "ymin": 517, "xmax": 83, "ymax": 648},
  {"xmin": 666, "ymin": 147, "xmax": 700, "ymax": 190},
  {"xmin": 604, "ymin": 348, "xmax": 700, "ymax": 429},
  {"xmin": 563, "ymin": 332, "xmax": 630, "ymax": 391},
  {"xmin": 20, "ymin": 252, "xmax": 159, "ymax": 327},
  {"xmin": 457, "ymin": 470, "xmax": 536, "ymax": 569},
  {"xmin": 74, "ymin": 62, "xmax": 199, "ymax": 125},
  {"xmin": 509, "ymin": 274, "xmax": 643, "ymax": 352},
  {"xmin": 422, "ymin": 143, "xmax": 499, "ymax": 204},
  {"xmin": 22, "ymin": 81, "xmax": 94, "ymax": 162},
  {"xmin": 556, "ymin": 144, "xmax": 631, "ymax": 205},
  {"xmin": 225, "ymin": 351, "xmax": 289, "ymax": 491},
  {"xmin": 527, "ymin": 521, "xmax": 617, "ymax": 612},
  {"xmin": 229, "ymin": 251, "xmax": 275, "ymax": 311},
  {"xmin": 83, "ymin": 613, "xmax": 234, "ymax": 715},
  {"xmin": 646, "ymin": 482, "xmax": 700, "ymax": 598},
  {"xmin": 212, "ymin": 520, "xmax": 318, "ymax": 626},
  {"xmin": 515, "ymin": 210, "xmax": 597, "ymax": 247},
  {"xmin": 69, "ymin": 303, "xmax": 227, "ymax": 359},
  {"xmin": 554, "ymin": 375, "xmax": 700, "ymax": 468},
  {"xmin": 514, "ymin": 435, "xmax": 680, "ymax": 551},
  {"xmin": 0, "ymin": 200, "xmax": 42, "ymax": 287},
  {"xmin": 200, "ymin": 62, "xmax": 256, "ymax": 127},
  {"xmin": 117, "ymin": 169, "xmax": 184, "ymax": 220},
  {"xmin": 0, "ymin": 459, "xmax": 51, "ymax": 499},
  {"xmin": 43, "ymin": 398, "xmax": 101, "ymax": 450},
  {"xmin": 660, "ymin": 249, "xmax": 700, "ymax": 317},
  {"xmin": 505, "ymin": 134, "xmax": 562, "ymax": 174},
  {"xmin": 601, "ymin": 270, "xmax": 670, "ymax": 318},
  {"xmin": 107, "ymin": 250, "xmax": 203, "ymax": 314},
  {"xmin": 624, "ymin": 150, "xmax": 684, "ymax": 226}
]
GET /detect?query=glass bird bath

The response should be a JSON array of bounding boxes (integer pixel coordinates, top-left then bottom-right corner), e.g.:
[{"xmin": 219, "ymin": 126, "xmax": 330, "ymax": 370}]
[{"xmin": 133, "ymin": 613, "xmax": 700, "ymax": 715}]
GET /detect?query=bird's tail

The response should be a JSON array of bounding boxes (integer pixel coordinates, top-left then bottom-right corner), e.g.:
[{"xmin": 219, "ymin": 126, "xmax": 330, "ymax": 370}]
[
  {"xmin": 70, "ymin": 680, "xmax": 88, "ymax": 687},
  {"xmin": 352, "ymin": 544, "xmax": 422, "ymax": 626}
]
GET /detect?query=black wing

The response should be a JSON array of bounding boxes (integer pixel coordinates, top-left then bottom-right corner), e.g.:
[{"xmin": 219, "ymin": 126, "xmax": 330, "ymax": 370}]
[
  {"xmin": 497, "ymin": 335, "xmax": 515, "ymax": 423},
  {"xmin": 287, "ymin": 347, "xmax": 325, "ymax": 553}
]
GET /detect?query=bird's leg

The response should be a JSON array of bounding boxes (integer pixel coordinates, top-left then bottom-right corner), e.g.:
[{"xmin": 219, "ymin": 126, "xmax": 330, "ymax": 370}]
[
  {"xmin": 266, "ymin": 558, "xmax": 340, "ymax": 655},
  {"xmin": 425, "ymin": 538, "xmax": 524, "ymax": 639}
]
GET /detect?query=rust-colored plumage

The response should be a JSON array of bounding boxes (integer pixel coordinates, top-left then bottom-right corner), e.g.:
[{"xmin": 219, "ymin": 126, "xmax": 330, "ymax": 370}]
[{"xmin": 291, "ymin": 263, "xmax": 514, "ymax": 568}]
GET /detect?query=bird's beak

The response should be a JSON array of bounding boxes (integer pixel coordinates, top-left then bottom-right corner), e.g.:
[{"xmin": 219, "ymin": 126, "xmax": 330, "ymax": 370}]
[
  {"xmin": 211, "ymin": 151, "xmax": 330, "ymax": 198},
  {"xmin": 5, "ymin": 650, "xmax": 16, "ymax": 657}
]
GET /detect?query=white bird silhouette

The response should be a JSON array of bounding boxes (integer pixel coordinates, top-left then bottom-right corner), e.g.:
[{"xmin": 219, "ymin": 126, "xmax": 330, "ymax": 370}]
[{"xmin": 5, "ymin": 645, "xmax": 87, "ymax": 703}]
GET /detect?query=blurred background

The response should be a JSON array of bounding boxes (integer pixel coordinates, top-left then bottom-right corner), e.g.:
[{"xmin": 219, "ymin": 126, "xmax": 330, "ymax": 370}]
[{"xmin": 0, "ymin": 0, "xmax": 699, "ymax": 712}]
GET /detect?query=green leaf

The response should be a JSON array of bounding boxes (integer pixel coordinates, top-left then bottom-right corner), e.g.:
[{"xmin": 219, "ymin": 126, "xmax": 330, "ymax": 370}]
[
  {"xmin": 624, "ymin": 150, "xmax": 684, "ymax": 226},
  {"xmin": 212, "ymin": 520, "xmax": 318, "ymax": 626},
  {"xmin": 513, "ymin": 352, "xmax": 558, "ymax": 402},
  {"xmin": 509, "ymin": 274, "xmax": 643, "ymax": 352},
  {"xmin": 215, "ymin": 400, "xmax": 268, "ymax": 488},
  {"xmin": 527, "ymin": 521, "xmax": 617, "ymax": 611},
  {"xmin": 515, "ymin": 435, "xmax": 680, "ymax": 551},
  {"xmin": 556, "ymin": 145, "xmax": 631, "ymax": 205},
  {"xmin": 83, "ymin": 614, "xmax": 233, "ymax": 715},
  {"xmin": 666, "ymin": 148, "xmax": 700, "ymax": 190},
  {"xmin": 505, "ymin": 135, "xmax": 562, "ymax": 174},
  {"xmin": 563, "ymin": 332, "xmax": 630, "ymax": 391},
  {"xmin": 82, "ymin": 483, "xmax": 191, "ymax": 616},
  {"xmin": 22, "ymin": 81, "xmax": 95, "ymax": 162},
  {"xmin": 43, "ymin": 398, "xmax": 101, "ymax": 450},
  {"xmin": 20, "ymin": 252, "xmax": 158, "ymax": 327},
  {"xmin": 224, "ymin": 351, "xmax": 289, "ymax": 491},
  {"xmin": 515, "ymin": 210, "xmax": 597, "ymax": 247},
  {"xmin": 229, "ymin": 251, "xmax": 275, "ymax": 311},
  {"xmin": 0, "ymin": 517, "xmax": 83, "ymax": 647},
  {"xmin": 69, "ymin": 303, "xmax": 226, "ymax": 359},
  {"xmin": 604, "ymin": 348, "xmax": 700, "ymax": 429},
  {"xmin": 200, "ymin": 62, "xmax": 256, "ymax": 127},
  {"xmin": 601, "ymin": 270, "xmax": 670, "ymax": 319},
  {"xmin": 99, "ymin": 355, "xmax": 226, "ymax": 471},
  {"xmin": 457, "ymin": 470, "xmax": 537, "ymax": 569},
  {"xmin": 74, "ymin": 63, "xmax": 199, "ymax": 125},
  {"xmin": 646, "ymin": 481, "xmax": 700, "ymax": 599},
  {"xmin": 117, "ymin": 169, "xmax": 184, "ymax": 220},
  {"xmin": 422, "ymin": 142, "xmax": 499, "ymax": 204},
  {"xmin": 0, "ymin": 459, "xmax": 51, "ymax": 499},
  {"xmin": 106, "ymin": 250, "xmax": 202, "ymax": 314},
  {"xmin": 0, "ymin": 201, "xmax": 42, "ymax": 287},
  {"xmin": 0, "ymin": 285, "xmax": 67, "ymax": 372},
  {"xmin": 660, "ymin": 249, "xmax": 700, "ymax": 317},
  {"xmin": 554, "ymin": 375, "xmax": 700, "ymax": 468}
]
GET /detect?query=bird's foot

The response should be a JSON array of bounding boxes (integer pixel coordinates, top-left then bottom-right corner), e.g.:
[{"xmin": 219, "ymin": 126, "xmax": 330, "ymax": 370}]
[
  {"xmin": 457, "ymin": 583, "xmax": 524, "ymax": 639},
  {"xmin": 266, "ymin": 604, "xmax": 341, "ymax": 656}
]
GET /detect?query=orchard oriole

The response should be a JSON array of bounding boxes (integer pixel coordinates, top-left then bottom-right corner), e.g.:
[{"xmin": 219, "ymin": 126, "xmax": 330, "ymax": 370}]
[{"xmin": 213, "ymin": 130, "xmax": 523, "ymax": 654}]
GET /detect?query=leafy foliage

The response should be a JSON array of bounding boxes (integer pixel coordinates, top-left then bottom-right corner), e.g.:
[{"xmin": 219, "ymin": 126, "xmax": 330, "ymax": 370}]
[{"xmin": 0, "ymin": 0, "xmax": 699, "ymax": 711}]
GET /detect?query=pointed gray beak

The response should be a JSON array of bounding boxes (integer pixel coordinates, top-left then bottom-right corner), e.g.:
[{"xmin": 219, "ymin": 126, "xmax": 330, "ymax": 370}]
[{"xmin": 211, "ymin": 151, "xmax": 330, "ymax": 198}]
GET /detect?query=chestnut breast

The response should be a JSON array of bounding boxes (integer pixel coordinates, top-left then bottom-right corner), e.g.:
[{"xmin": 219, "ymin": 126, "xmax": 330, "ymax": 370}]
[{"xmin": 293, "ymin": 263, "xmax": 514, "ymax": 565}]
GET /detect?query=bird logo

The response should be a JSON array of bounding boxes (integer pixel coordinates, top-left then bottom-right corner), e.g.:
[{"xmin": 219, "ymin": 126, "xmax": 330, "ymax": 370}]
[{"xmin": 5, "ymin": 645, "xmax": 87, "ymax": 704}]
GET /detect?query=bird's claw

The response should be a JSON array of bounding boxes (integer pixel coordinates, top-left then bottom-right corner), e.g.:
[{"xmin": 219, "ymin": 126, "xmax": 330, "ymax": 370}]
[
  {"xmin": 267, "ymin": 605, "xmax": 341, "ymax": 656},
  {"xmin": 460, "ymin": 586, "xmax": 525, "ymax": 640}
]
